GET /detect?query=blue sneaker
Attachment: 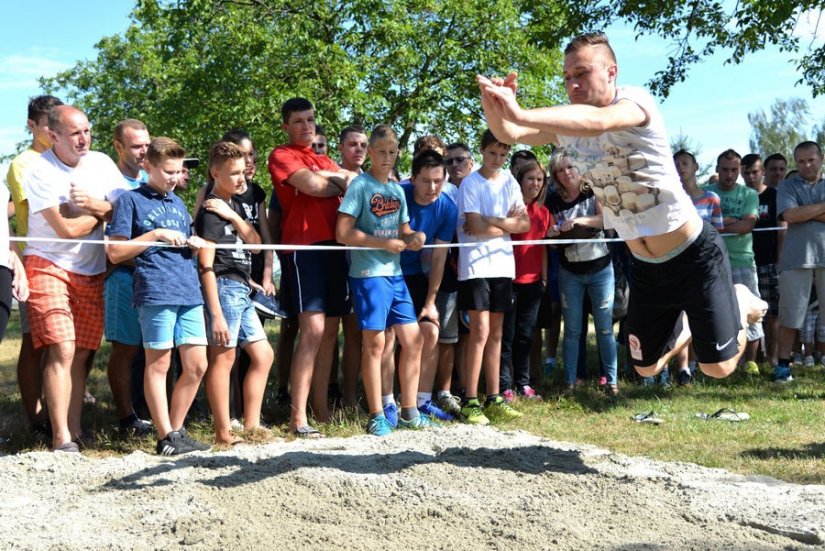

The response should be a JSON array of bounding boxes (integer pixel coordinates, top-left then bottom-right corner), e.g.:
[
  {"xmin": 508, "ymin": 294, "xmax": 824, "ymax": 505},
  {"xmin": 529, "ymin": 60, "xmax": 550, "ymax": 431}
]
[
  {"xmin": 383, "ymin": 402, "xmax": 398, "ymax": 428},
  {"xmin": 398, "ymin": 413, "xmax": 435, "ymax": 430},
  {"xmin": 418, "ymin": 400, "xmax": 454, "ymax": 422},
  {"xmin": 772, "ymin": 365, "xmax": 793, "ymax": 383},
  {"xmin": 366, "ymin": 415, "xmax": 393, "ymax": 436}
]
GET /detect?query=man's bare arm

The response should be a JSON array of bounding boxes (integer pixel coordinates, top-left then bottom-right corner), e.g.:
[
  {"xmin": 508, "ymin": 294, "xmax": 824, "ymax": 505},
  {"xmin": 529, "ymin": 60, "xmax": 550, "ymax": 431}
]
[
  {"xmin": 41, "ymin": 206, "xmax": 100, "ymax": 239},
  {"xmin": 288, "ymin": 168, "xmax": 356, "ymax": 197}
]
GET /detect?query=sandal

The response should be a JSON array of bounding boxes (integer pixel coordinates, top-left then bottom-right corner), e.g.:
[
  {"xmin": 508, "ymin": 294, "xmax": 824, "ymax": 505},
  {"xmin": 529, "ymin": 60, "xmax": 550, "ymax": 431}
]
[
  {"xmin": 695, "ymin": 408, "xmax": 750, "ymax": 422},
  {"xmin": 632, "ymin": 411, "xmax": 663, "ymax": 425},
  {"xmin": 293, "ymin": 425, "xmax": 324, "ymax": 439}
]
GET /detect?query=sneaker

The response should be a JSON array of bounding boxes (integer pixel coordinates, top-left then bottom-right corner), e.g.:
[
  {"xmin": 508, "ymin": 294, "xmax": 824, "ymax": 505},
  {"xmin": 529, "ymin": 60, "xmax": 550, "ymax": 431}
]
[
  {"xmin": 119, "ymin": 414, "xmax": 153, "ymax": 437},
  {"xmin": 676, "ymin": 369, "xmax": 693, "ymax": 386},
  {"xmin": 178, "ymin": 427, "xmax": 210, "ymax": 451},
  {"xmin": 792, "ymin": 353, "xmax": 804, "ymax": 366},
  {"xmin": 250, "ymin": 290, "xmax": 289, "ymax": 319},
  {"xmin": 230, "ymin": 418, "xmax": 243, "ymax": 430},
  {"xmin": 772, "ymin": 365, "xmax": 794, "ymax": 383},
  {"xmin": 398, "ymin": 413, "xmax": 435, "ymax": 430},
  {"xmin": 519, "ymin": 385, "xmax": 543, "ymax": 400},
  {"xmin": 460, "ymin": 399, "xmax": 490, "ymax": 425},
  {"xmin": 598, "ymin": 376, "xmax": 607, "ymax": 386},
  {"xmin": 383, "ymin": 402, "xmax": 399, "ymax": 428},
  {"xmin": 544, "ymin": 357, "xmax": 556, "ymax": 376},
  {"xmin": 366, "ymin": 415, "xmax": 393, "ymax": 436},
  {"xmin": 418, "ymin": 400, "xmax": 454, "ymax": 422},
  {"xmin": 436, "ymin": 393, "xmax": 462, "ymax": 417},
  {"xmin": 156, "ymin": 431, "xmax": 198, "ymax": 456},
  {"xmin": 744, "ymin": 361, "xmax": 760, "ymax": 375},
  {"xmin": 484, "ymin": 396, "xmax": 523, "ymax": 422},
  {"xmin": 804, "ymin": 355, "xmax": 815, "ymax": 368},
  {"xmin": 502, "ymin": 389, "xmax": 516, "ymax": 403}
]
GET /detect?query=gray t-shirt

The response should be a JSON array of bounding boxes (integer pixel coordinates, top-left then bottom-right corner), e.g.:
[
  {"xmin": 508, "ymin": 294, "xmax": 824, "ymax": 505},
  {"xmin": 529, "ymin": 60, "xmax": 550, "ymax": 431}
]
[{"xmin": 777, "ymin": 174, "xmax": 825, "ymax": 270}]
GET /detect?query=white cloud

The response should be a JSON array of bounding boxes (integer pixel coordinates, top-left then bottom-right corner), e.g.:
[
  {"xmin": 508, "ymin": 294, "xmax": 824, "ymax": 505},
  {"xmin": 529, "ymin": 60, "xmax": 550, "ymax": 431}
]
[{"xmin": 0, "ymin": 54, "xmax": 71, "ymax": 90}]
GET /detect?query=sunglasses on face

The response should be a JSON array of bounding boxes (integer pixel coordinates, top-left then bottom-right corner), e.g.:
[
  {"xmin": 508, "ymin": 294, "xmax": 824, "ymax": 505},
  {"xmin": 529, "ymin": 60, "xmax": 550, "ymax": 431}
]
[{"xmin": 445, "ymin": 156, "xmax": 468, "ymax": 166}]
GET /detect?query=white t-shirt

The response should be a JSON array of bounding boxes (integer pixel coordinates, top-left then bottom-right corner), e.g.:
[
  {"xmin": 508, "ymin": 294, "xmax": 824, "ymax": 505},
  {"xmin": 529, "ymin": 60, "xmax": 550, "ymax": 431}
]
[
  {"xmin": 24, "ymin": 149, "xmax": 129, "ymax": 275},
  {"xmin": 456, "ymin": 169, "xmax": 525, "ymax": 280},
  {"xmin": 557, "ymin": 85, "xmax": 697, "ymax": 240}
]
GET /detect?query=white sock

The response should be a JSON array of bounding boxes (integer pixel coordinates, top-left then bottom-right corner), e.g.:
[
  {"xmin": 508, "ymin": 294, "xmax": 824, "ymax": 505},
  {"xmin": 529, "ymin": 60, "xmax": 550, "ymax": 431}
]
[
  {"xmin": 417, "ymin": 392, "xmax": 432, "ymax": 408},
  {"xmin": 436, "ymin": 390, "xmax": 451, "ymax": 399},
  {"xmin": 382, "ymin": 394, "xmax": 395, "ymax": 406}
]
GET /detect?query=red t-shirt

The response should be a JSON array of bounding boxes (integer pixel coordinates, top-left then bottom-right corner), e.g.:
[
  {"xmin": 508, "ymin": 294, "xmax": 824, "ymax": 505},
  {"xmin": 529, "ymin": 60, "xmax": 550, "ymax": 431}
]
[
  {"xmin": 268, "ymin": 143, "xmax": 342, "ymax": 246},
  {"xmin": 512, "ymin": 202, "xmax": 552, "ymax": 284}
]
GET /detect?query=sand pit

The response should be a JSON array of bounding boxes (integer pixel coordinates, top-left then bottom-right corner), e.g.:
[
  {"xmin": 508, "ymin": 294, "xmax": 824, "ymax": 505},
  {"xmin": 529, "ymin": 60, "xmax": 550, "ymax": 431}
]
[{"xmin": 1, "ymin": 425, "xmax": 824, "ymax": 550}]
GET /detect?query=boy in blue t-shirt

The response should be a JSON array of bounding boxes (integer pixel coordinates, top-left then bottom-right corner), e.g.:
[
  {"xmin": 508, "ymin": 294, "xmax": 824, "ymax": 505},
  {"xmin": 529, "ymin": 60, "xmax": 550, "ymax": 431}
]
[
  {"xmin": 108, "ymin": 137, "xmax": 210, "ymax": 456},
  {"xmin": 336, "ymin": 124, "xmax": 430, "ymax": 436}
]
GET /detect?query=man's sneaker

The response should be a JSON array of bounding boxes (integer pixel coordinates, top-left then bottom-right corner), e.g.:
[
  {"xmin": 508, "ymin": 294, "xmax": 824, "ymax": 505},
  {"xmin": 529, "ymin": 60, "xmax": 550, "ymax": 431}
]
[
  {"xmin": 398, "ymin": 413, "xmax": 435, "ymax": 430},
  {"xmin": 676, "ymin": 369, "xmax": 693, "ymax": 386},
  {"xmin": 250, "ymin": 290, "xmax": 289, "ymax": 319},
  {"xmin": 119, "ymin": 414, "xmax": 153, "ymax": 437},
  {"xmin": 418, "ymin": 400, "xmax": 454, "ymax": 422},
  {"xmin": 156, "ymin": 431, "xmax": 198, "ymax": 456},
  {"xmin": 502, "ymin": 389, "xmax": 516, "ymax": 403},
  {"xmin": 519, "ymin": 385, "xmax": 543, "ymax": 400},
  {"xmin": 804, "ymin": 355, "xmax": 816, "ymax": 368},
  {"xmin": 744, "ymin": 361, "xmax": 760, "ymax": 375},
  {"xmin": 484, "ymin": 396, "xmax": 523, "ymax": 422},
  {"xmin": 460, "ymin": 399, "xmax": 490, "ymax": 426},
  {"xmin": 366, "ymin": 415, "xmax": 393, "ymax": 436},
  {"xmin": 178, "ymin": 427, "xmax": 210, "ymax": 451},
  {"xmin": 436, "ymin": 393, "xmax": 462, "ymax": 417},
  {"xmin": 792, "ymin": 353, "xmax": 804, "ymax": 366},
  {"xmin": 772, "ymin": 365, "xmax": 793, "ymax": 383},
  {"xmin": 383, "ymin": 402, "xmax": 399, "ymax": 428}
]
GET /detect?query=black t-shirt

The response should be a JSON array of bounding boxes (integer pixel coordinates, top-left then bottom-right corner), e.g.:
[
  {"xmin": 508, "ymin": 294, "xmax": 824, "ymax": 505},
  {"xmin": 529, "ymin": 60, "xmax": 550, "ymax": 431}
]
[
  {"xmin": 195, "ymin": 194, "xmax": 252, "ymax": 283},
  {"xmin": 545, "ymin": 189, "xmax": 610, "ymax": 275},
  {"xmin": 753, "ymin": 186, "xmax": 779, "ymax": 266}
]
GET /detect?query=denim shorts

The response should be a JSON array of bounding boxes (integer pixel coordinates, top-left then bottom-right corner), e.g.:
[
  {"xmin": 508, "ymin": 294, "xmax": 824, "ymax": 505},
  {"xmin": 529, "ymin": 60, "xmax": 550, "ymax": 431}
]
[
  {"xmin": 138, "ymin": 304, "xmax": 208, "ymax": 350},
  {"xmin": 104, "ymin": 266, "xmax": 142, "ymax": 346},
  {"xmin": 204, "ymin": 277, "xmax": 267, "ymax": 348}
]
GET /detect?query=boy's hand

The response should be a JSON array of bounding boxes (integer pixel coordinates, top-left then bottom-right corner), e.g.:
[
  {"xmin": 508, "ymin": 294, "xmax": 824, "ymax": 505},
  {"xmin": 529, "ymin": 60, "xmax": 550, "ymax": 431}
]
[
  {"xmin": 418, "ymin": 302, "xmax": 439, "ymax": 326},
  {"xmin": 560, "ymin": 218, "xmax": 577, "ymax": 232},
  {"xmin": 547, "ymin": 225, "xmax": 561, "ymax": 238},
  {"xmin": 204, "ymin": 198, "xmax": 238, "ymax": 222},
  {"xmin": 384, "ymin": 238, "xmax": 406, "ymax": 254},
  {"xmin": 211, "ymin": 315, "xmax": 231, "ymax": 347},
  {"xmin": 154, "ymin": 229, "xmax": 187, "ymax": 246},
  {"xmin": 186, "ymin": 235, "xmax": 207, "ymax": 250},
  {"xmin": 405, "ymin": 231, "xmax": 425, "ymax": 252}
]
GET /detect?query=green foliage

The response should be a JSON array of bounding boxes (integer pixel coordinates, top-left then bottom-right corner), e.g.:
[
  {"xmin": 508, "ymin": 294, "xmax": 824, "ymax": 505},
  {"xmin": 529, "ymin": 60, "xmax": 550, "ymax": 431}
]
[
  {"xmin": 748, "ymin": 97, "xmax": 825, "ymax": 163},
  {"xmin": 44, "ymin": 0, "xmax": 566, "ymax": 207}
]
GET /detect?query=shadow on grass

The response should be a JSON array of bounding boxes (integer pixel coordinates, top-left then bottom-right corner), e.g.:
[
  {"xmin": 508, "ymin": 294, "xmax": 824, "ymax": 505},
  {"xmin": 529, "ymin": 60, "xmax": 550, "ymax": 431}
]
[
  {"xmin": 741, "ymin": 442, "xmax": 825, "ymax": 461},
  {"xmin": 102, "ymin": 443, "xmax": 598, "ymax": 491}
]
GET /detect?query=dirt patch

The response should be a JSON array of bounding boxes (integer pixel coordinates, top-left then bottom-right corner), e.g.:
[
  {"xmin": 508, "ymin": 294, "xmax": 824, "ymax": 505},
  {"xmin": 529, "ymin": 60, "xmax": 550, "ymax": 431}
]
[{"xmin": 2, "ymin": 425, "xmax": 823, "ymax": 550}]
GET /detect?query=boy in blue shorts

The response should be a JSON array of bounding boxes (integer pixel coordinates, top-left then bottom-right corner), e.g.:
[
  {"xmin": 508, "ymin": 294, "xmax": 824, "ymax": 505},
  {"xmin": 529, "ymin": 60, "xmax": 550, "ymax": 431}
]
[
  {"xmin": 456, "ymin": 129, "xmax": 529, "ymax": 425},
  {"xmin": 195, "ymin": 141, "xmax": 273, "ymax": 445},
  {"xmin": 108, "ymin": 137, "xmax": 210, "ymax": 456},
  {"xmin": 336, "ymin": 124, "xmax": 430, "ymax": 436}
]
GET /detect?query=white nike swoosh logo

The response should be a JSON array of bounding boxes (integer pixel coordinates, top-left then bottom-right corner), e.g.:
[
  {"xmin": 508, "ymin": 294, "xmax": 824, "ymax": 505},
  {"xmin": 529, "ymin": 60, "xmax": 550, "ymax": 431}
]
[{"xmin": 715, "ymin": 337, "xmax": 734, "ymax": 351}]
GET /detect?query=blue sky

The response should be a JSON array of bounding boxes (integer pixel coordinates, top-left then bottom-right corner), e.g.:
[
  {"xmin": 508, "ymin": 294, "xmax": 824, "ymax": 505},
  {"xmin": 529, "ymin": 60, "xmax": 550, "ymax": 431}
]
[{"xmin": 2, "ymin": 2, "xmax": 824, "ymax": 175}]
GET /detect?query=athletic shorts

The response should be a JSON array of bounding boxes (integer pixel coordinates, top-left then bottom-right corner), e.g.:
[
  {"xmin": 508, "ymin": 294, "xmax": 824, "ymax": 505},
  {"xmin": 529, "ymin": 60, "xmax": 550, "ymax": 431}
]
[
  {"xmin": 138, "ymin": 304, "xmax": 208, "ymax": 350},
  {"xmin": 104, "ymin": 266, "xmax": 142, "ymax": 346},
  {"xmin": 350, "ymin": 275, "xmax": 417, "ymax": 331},
  {"xmin": 204, "ymin": 278, "xmax": 267, "ymax": 348},
  {"xmin": 626, "ymin": 221, "xmax": 741, "ymax": 366},
  {"xmin": 436, "ymin": 290, "xmax": 458, "ymax": 344},
  {"xmin": 729, "ymin": 265, "xmax": 764, "ymax": 342},
  {"xmin": 778, "ymin": 268, "xmax": 825, "ymax": 329},
  {"xmin": 756, "ymin": 263, "xmax": 779, "ymax": 317},
  {"xmin": 280, "ymin": 244, "xmax": 350, "ymax": 317},
  {"xmin": 25, "ymin": 255, "xmax": 104, "ymax": 351},
  {"xmin": 457, "ymin": 277, "xmax": 513, "ymax": 313}
]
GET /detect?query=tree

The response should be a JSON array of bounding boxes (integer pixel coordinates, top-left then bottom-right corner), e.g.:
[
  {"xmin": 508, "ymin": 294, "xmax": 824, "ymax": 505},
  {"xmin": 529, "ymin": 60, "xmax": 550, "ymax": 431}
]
[
  {"xmin": 543, "ymin": 1, "xmax": 825, "ymax": 98},
  {"xmin": 748, "ymin": 97, "xmax": 825, "ymax": 162},
  {"xmin": 43, "ymin": 0, "xmax": 567, "ymax": 203}
]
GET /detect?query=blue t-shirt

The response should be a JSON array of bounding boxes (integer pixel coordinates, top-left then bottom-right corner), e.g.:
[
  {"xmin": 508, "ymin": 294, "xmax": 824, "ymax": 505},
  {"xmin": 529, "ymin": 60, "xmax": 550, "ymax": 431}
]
[
  {"xmin": 338, "ymin": 173, "xmax": 409, "ymax": 278},
  {"xmin": 400, "ymin": 183, "xmax": 457, "ymax": 275},
  {"xmin": 109, "ymin": 184, "xmax": 203, "ymax": 307}
]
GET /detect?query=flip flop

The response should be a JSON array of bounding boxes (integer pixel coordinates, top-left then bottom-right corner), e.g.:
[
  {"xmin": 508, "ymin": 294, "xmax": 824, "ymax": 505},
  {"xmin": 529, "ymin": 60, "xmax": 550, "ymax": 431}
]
[
  {"xmin": 695, "ymin": 408, "xmax": 750, "ymax": 422},
  {"xmin": 632, "ymin": 411, "xmax": 663, "ymax": 425},
  {"xmin": 293, "ymin": 425, "xmax": 324, "ymax": 439}
]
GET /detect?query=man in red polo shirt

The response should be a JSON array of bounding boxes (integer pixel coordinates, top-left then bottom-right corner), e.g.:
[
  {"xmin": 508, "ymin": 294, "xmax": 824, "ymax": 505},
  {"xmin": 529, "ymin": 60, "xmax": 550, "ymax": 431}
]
[{"xmin": 268, "ymin": 97, "xmax": 357, "ymax": 437}]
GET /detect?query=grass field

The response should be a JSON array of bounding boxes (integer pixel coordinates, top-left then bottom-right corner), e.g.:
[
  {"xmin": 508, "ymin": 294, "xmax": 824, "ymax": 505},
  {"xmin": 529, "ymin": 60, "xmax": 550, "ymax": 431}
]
[{"xmin": 1, "ymin": 315, "xmax": 823, "ymax": 484}]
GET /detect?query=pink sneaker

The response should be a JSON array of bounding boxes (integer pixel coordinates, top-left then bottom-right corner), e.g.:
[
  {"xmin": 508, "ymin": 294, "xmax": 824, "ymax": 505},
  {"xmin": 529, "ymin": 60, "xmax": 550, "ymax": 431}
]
[
  {"xmin": 520, "ymin": 385, "xmax": 543, "ymax": 401},
  {"xmin": 502, "ymin": 389, "xmax": 516, "ymax": 403},
  {"xmin": 598, "ymin": 376, "xmax": 607, "ymax": 386}
]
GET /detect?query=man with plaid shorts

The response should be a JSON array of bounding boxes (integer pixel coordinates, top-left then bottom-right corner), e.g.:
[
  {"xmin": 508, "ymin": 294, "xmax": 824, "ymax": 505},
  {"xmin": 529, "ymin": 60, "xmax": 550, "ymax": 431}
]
[{"xmin": 23, "ymin": 105, "xmax": 130, "ymax": 452}]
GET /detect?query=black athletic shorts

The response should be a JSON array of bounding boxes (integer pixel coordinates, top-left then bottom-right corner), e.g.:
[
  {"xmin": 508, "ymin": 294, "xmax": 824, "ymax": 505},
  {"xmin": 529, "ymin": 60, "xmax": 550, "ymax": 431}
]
[
  {"xmin": 280, "ymin": 243, "xmax": 351, "ymax": 318},
  {"xmin": 457, "ymin": 277, "xmax": 513, "ymax": 313},
  {"xmin": 627, "ymin": 221, "xmax": 741, "ymax": 366}
]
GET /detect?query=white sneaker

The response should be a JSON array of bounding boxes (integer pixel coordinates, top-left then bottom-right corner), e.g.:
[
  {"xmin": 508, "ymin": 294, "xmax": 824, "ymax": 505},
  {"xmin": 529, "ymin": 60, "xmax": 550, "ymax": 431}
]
[{"xmin": 804, "ymin": 355, "xmax": 816, "ymax": 368}]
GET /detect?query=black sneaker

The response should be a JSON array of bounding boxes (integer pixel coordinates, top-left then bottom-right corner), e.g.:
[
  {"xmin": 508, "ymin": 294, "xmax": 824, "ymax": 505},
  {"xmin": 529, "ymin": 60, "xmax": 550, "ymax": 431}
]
[
  {"xmin": 178, "ymin": 427, "xmax": 210, "ymax": 451},
  {"xmin": 156, "ymin": 431, "xmax": 197, "ymax": 456},
  {"xmin": 119, "ymin": 414, "xmax": 154, "ymax": 437},
  {"xmin": 677, "ymin": 369, "xmax": 693, "ymax": 386}
]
